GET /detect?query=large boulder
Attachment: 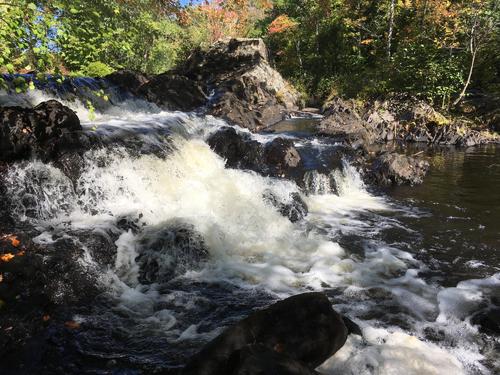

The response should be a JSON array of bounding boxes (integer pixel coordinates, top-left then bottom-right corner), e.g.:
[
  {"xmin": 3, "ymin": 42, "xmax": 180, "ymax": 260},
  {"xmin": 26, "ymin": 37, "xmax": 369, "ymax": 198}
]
[
  {"xmin": 135, "ymin": 221, "xmax": 209, "ymax": 284},
  {"xmin": 0, "ymin": 100, "xmax": 82, "ymax": 162},
  {"xmin": 317, "ymin": 97, "xmax": 374, "ymax": 149},
  {"xmin": 181, "ymin": 292, "xmax": 358, "ymax": 375},
  {"xmin": 369, "ymin": 152, "xmax": 429, "ymax": 186},
  {"xmin": 207, "ymin": 127, "xmax": 304, "ymax": 181},
  {"xmin": 104, "ymin": 69, "xmax": 149, "ymax": 94},
  {"xmin": 228, "ymin": 344, "xmax": 320, "ymax": 375},
  {"xmin": 138, "ymin": 74, "xmax": 208, "ymax": 112},
  {"xmin": 140, "ymin": 38, "xmax": 301, "ymax": 130},
  {"xmin": 207, "ymin": 127, "xmax": 264, "ymax": 170}
]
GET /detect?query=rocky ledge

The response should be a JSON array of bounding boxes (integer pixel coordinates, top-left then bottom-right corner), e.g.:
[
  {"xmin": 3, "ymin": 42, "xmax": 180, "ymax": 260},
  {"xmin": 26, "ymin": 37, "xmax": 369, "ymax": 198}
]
[
  {"xmin": 317, "ymin": 94, "xmax": 499, "ymax": 148},
  {"xmin": 126, "ymin": 38, "xmax": 301, "ymax": 131}
]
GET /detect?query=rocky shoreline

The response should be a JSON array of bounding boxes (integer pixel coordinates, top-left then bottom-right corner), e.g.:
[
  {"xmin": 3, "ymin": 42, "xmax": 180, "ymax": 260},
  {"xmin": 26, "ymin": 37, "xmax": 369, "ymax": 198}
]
[{"xmin": 1, "ymin": 38, "xmax": 499, "ymax": 374}]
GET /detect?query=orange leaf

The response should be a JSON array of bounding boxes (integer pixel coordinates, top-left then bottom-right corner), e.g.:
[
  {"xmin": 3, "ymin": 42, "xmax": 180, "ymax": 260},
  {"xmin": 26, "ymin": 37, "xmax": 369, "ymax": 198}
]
[
  {"xmin": 64, "ymin": 321, "xmax": 81, "ymax": 329},
  {"xmin": 0, "ymin": 253, "xmax": 15, "ymax": 262},
  {"xmin": 8, "ymin": 236, "xmax": 20, "ymax": 247},
  {"xmin": 43, "ymin": 315, "xmax": 51, "ymax": 322}
]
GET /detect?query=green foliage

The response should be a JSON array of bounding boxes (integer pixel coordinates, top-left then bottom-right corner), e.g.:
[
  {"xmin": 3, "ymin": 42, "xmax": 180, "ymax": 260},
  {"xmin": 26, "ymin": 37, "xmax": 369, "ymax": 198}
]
[
  {"xmin": 80, "ymin": 62, "xmax": 115, "ymax": 78},
  {"xmin": 0, "ymin": 0, "xmax": 498, "ymax": 108}
]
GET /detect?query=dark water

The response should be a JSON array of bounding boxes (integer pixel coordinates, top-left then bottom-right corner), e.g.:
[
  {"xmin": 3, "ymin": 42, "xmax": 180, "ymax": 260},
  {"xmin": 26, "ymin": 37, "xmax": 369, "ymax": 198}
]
[{"xmin": 388, "ymin": 146, "xmax": 500, "ymax": 286}]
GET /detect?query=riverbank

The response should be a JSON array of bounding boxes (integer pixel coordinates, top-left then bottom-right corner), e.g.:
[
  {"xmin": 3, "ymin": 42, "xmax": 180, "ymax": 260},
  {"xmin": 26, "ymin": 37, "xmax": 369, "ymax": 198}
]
[{"xmin": 1, "ymin": 38, "xmax": 499, "ymax": 375}]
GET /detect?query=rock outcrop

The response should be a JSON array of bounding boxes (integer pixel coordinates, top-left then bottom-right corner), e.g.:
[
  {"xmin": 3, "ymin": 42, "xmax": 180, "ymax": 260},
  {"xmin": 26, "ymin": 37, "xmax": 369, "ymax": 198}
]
[
  {"xmin": 368, "ymin": 152, "xmax": 430, "ymax": 186},
  {"xmin": 318, "ymin": 94, "xmax": 498, "ymax": 149},
  {"xmin": 181, "ymin": 292, "xmax": 359, "ymax": 375},
  {"xmin": 208, "ymin": 127, "xmax": 304, "ymax": 181},
  {"xmin": 104, "ymin": 69, "xmax": 149, "ymax": 94},
  {"xmin": 0, "ymin": 100, "xmax": 83, "ymax": 162},
  {"xmin": 139, "ymin": 38, "xmax": 301, "ymax": 130},
  {"xmin": 317, "ymin": 97, "xmax": 373, "ymax": 150}
]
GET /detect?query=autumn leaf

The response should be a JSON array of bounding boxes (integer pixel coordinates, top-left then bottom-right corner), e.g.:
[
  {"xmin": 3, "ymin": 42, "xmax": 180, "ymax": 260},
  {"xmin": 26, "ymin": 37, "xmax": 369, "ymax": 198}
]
[
  {"xmin": 0, "ymin": 253, "xmax": 15, "ymax": 262},
  {"xmin": 64, "ymin": 321, "xmax": 81, "ymax": 329},
  {"xmin": 1, "ymin": 234, "xmax": 21, "ymax": 247},
  {"xmin": 42, "ymin": 315, "xmax": 51, "ymax": 322}
]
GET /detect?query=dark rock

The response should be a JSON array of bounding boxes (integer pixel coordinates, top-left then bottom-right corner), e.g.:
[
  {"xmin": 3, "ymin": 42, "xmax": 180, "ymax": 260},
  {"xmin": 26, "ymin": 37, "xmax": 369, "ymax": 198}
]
[
  {"xmin": 104, "ymin": 69, "xmax": 149, "ymax": 94},
  {"xmin": 208, "ymin": 127, "xmax": 304, "ymax": 180},
  {"xmin": 264, "ymin": 138, "xmax": 302, "ymax": 178},
  {"xmin": 181, "ymin": 292, "xmax": 351, "ymax": 375},
  {"xmin": 52, "ymin": 152, "xmax": 86, "ymax": 186},
  {"xmin": 228, "ymin": 344, "xmax": 320, "ymax": 375},
  {"xmin": 263, "ymin": 190, "xmax": 308, "ymax": 223},
  {"xmin": 208, "ymin": 127, "xmax": 264, "ymax": 170},
  {"xmin": 0, "ymin": 100, "xmax": 83, "ymax": 162},
  {"xmin": 318, "ymin": 97, "xmax": 373, "ymax": 149},
  {"xmin": 138, "ymin": 74, "xmax": 208, "ymax": 111},
  {"xmin": 140, "ymin": 38, "xmax": 301, "ymax": 130},
  {"xmin": 178, "ymin": 38, "xmax": 270, "ymax": 82},
  {"xmin": 471, "ymin": 307, "xmax": 500, "ymax": 335},
  {"xmin": 136, "ymin": 221, "xmax": 209, "ymax": 284},
  {"xmin": 369, "ymin": 152, "xmax": 429, "ymax": 186}
]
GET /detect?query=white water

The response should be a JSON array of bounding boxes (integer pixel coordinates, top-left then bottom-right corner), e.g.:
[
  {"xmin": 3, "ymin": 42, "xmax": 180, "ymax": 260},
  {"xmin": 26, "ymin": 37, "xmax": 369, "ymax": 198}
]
[{"xmin": 2, "ymin": 89, "xmax": 497, "ymax": 374}]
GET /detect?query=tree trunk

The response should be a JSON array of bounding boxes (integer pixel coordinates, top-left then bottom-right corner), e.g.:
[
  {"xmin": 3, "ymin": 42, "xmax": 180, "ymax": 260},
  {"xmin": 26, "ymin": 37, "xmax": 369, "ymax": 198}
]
[
  {"xmin": 453, "ymin": 20, "xmax": 479, "ymax": 106},
  {"xmin": 296, "ymin": 39, "xmax": 304, "ymax": 75},
  {"xmin": 453, "ymin": 48, "xmax": 477, "ymax": 106},
  {"xmin": 387, "ymin": 0, "xmax": 395, "ymax": 60}
]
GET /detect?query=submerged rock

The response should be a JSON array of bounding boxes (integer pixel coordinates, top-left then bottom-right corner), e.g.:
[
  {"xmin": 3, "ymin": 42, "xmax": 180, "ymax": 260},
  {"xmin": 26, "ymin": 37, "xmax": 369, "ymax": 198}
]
[
  {"xmin": 181, "ymin": 292, "xmax": 357, "ymax": 375},
  {"xmin": 471, "ymin": 306, "xmax": 500, "ymax": 335},
  {"xmin": 369, "ymin": 152, "xmax": 429, "ymax": 186},
  {"xmin": 136, "ymin": 221, "xmax": 209, "ymax": 284},
  {"xmin": 263, "ymin": 190, "xmax": 308, "ymax": 223},
  {"xmin": 0, "ymin": 100, "xmax": 82, "ymax": 162}
]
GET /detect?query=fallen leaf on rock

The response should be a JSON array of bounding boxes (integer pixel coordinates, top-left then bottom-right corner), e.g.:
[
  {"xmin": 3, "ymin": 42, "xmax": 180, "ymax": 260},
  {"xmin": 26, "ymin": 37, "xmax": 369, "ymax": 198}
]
[
  {"xmin": 1, "ymin": 234, "xmax": 21, "ymax": 248},
  {"xmin": 0, "ymin": 253, "xmax": 15, "ymax": 262},
  {"xmin": 64, "ymin": 321, "xmax": 81, "ymax": 329},
  {"xmin": 43, "ymin": 315, "xmax": 51, "ymax": 322}
]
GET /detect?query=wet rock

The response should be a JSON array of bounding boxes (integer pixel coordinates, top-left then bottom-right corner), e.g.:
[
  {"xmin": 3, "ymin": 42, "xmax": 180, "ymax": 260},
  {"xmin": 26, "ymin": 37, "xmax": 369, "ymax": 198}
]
[
  {"xmin": 104, "ymin": 69, "xmax": 149, "ymax": 94},
  {"xmin": 369, "ymin": 152, "xmax": 429, "ymax": 186},
  {"xmin": 141, "ymin": 38, "xmax": 301, "ymax": 130},
  {"xmin": 0, "ymin": 100, "xmax": 83, "ymax": 162},
  {"xmin": 471, "ymin": 307, "xmax": 500, "ymax": 335},
  {"xmin": 228, "ymin": 344, "xmax": 320, "ymax": 375},
  {"xmin": 264, "ymin": 138, "xmax": 302, "ymax": 178},
  {"xmin": 136, "ymin": 221, "xmax": 209, "ymax": 284},
  {"xmin": 263, "ymin": 191, "xmax": 308, "ymax": 223},
  {"xmin": 208, "ymin": 127, "xmax": 264, "ymax": 170},
  {"xmin": 138, "ymin": 74, "xmax": 208, "ymax": 111},
  {"xmin": 181, "ymin": 292, "xmax": 352, "ymax": 375},
  {"xmin": 318, "ymin": 97, "xmax": 373, "ymax": 149},
  {"xmin": 208, "ymin": 127, "xmax": 304, "ymax": 180}
]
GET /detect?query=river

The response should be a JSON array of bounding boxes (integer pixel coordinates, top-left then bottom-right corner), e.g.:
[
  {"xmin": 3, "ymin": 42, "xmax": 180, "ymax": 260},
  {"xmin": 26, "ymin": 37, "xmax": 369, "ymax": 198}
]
[{"xmin": 1, "ymin": 87, "xmax": 499, "ymax": 374}]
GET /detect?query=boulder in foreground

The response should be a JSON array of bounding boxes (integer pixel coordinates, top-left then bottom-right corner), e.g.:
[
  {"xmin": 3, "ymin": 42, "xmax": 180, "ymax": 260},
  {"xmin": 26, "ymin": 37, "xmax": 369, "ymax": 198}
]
[
  {"xmin": 0, "ymin": 100, "xmax": 82, "ymax": 162},
  {"xmin": 181, "ymin": 292, "xmax": 358, "ymax": 375}
]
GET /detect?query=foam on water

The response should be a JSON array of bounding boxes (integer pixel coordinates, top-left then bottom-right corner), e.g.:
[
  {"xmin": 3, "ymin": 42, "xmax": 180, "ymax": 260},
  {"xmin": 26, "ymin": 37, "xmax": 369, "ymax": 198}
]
[{"xmin": 2, "ymin": 93, "xmax": 497, "ymax": 373}]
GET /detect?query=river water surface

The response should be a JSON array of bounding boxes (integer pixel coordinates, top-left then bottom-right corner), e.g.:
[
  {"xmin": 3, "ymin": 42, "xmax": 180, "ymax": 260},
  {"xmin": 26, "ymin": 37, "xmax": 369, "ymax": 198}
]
[{"xmin": 1, "ymin": 89, "xmax": 499, "ymax": 374}]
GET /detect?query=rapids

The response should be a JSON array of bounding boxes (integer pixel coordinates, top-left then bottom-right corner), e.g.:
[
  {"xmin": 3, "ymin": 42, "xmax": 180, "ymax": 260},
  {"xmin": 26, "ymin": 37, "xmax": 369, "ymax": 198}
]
[{"xmin": 1, "ymin": 86, "xmax": 499, "ymax": 374}]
